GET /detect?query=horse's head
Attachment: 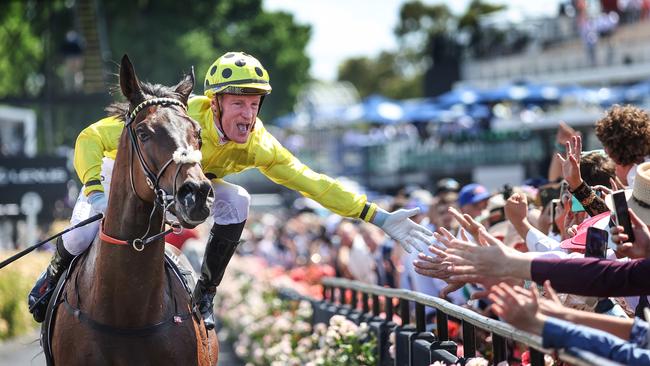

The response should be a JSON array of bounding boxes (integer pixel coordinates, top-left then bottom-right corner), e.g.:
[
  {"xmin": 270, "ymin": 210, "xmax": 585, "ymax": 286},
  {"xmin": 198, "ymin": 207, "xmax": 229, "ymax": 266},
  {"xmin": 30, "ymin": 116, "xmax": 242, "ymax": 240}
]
[{"xmin": 119, "ymin": 55, "xmax": 213, "ymax": 228}]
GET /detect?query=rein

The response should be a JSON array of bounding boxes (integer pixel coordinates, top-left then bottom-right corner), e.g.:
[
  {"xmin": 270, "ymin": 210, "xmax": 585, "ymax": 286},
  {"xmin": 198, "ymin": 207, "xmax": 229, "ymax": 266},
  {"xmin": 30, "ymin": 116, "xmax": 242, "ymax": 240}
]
[{"xmin": 101, "ymin": 97, "xmax": 193, "ymax": 251}]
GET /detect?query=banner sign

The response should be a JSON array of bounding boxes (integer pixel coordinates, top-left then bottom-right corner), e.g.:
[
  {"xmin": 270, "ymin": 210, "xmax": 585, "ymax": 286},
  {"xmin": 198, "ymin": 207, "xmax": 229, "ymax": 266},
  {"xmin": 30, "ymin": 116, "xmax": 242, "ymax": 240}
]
[{"xmin": 0, "ymin": 157, "xmax": 71, "ymax": 219}]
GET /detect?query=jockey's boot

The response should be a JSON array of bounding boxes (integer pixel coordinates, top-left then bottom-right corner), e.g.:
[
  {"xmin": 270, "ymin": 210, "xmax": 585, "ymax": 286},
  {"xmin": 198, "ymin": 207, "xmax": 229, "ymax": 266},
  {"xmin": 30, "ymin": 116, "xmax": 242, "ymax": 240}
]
[
  {"xmin": 193, "ymin": 221, "xmax": 245, "ymax": 330},
  {"xmin": 28, "ymin": 237, "xmax": 74, "ymax": 322}
]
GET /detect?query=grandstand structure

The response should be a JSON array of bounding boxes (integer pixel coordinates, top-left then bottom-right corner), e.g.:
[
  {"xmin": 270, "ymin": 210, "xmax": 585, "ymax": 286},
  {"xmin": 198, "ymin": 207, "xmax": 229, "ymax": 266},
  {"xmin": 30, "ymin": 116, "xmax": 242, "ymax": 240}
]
[{"xmin": 460, "ymin": 17, "xmax": 650, "ymax": 89}]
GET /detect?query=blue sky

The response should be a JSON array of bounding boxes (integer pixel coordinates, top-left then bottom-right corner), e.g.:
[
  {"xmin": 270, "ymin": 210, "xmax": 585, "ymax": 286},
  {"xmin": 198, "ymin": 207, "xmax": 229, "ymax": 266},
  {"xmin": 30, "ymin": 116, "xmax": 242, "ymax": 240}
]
[{"xmin": 263, "ymin": 0, "xmax": 561, "ymax": 81}]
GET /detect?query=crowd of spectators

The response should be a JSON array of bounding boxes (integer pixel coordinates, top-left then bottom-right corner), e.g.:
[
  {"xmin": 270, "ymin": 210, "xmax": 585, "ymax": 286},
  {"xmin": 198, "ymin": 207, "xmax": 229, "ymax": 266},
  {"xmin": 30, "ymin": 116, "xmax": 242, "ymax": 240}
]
[{"xmin": 205, "ymin": 103, "xmax": 650, "ymax": 364}]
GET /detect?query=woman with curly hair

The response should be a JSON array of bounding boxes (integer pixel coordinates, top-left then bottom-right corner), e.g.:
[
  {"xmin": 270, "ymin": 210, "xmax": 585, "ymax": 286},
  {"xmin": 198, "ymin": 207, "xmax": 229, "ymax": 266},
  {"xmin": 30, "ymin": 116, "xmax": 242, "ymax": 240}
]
[{"xmin": 595, "ymin": 105, "xmax": 650, "ymax": 186}]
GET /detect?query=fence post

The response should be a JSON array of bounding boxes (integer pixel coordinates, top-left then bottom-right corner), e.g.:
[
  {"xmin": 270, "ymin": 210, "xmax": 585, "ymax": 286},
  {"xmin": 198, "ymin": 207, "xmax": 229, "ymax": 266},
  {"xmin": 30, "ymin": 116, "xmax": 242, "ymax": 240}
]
[
  {"xmin": 348, "ymin": 289, "xmax": 365, "ymax": 325},
  {"xmin": 436, "ymin": 311, "xmax": 448, "ymax": 341},
  {"xmin": 492, "ymin": 333, "xmax": 507, "ymax": 363},
  {"xmin": 462, "ymin": 321, "xmax": 476, "ymax": 359},
  {"xmin": 361, "ymin": 292, "xmax": 373, "ymax": 323},
  {"xmin": 529, "ymin": 348, "xmax": 545, "ymax": 366},
  {"xmin": 372, "ymin": 294, "xmax": 380, "ymax": 318},
  {"xmin": 394, "ymin": 298, "xmax": 417, "ymax": 366},
  {"xmin": 316, "ymin": 278, "xmax": 600, "ymax": 366}
]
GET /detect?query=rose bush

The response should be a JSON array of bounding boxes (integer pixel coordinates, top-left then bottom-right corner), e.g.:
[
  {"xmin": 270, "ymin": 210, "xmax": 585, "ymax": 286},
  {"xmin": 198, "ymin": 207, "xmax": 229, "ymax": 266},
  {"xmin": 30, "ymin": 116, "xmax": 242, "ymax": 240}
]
[{"xmin": 216, "ymin": 257, "xmax": 376, "ymax": 365}]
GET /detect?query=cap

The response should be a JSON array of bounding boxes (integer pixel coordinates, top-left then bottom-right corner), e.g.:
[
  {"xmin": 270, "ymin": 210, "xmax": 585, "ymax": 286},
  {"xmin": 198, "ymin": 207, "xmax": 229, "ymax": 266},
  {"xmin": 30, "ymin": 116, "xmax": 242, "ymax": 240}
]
[{"xmin": 458, "ymin": 183, "xmax": 490, "ymax": 207}]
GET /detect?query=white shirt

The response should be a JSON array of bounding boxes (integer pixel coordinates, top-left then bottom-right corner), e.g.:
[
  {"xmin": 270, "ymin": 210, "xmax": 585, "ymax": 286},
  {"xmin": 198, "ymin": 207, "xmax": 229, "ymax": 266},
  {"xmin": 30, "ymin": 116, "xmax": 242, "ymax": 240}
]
[
  {"xmin": 348, "ymin": 236, "xmax": 377, "ymax": 285},
  {"xmin": 525, "ymin": 227, "xmax": 563, "ymax": 253}
]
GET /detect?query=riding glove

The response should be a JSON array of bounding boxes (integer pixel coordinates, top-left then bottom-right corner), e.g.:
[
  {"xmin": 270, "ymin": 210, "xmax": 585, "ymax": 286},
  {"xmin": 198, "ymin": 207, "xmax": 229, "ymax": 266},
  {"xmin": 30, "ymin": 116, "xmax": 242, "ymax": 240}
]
[
  {"xmin": 88, "ymin": 191, "xmax": 108, "ymax": 214},
  {"xmin": 373, "ymin": 207, "xmax": 433, "ymax": 253}
]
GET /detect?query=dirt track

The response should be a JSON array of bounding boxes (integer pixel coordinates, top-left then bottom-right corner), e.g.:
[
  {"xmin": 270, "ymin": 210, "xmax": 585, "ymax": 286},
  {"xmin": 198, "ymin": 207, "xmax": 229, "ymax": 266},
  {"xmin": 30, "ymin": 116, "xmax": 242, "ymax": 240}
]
[{"xmin": 0, "ymin": 330, "xmax": 45, "ymax": 366}]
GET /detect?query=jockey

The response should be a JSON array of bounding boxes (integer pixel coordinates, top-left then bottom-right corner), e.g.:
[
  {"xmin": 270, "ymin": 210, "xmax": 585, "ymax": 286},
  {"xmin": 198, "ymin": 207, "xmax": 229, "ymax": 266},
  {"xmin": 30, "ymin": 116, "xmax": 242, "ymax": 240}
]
[{"xmin": 28, "ymin": 51, "xmax": 434, "ymax": 329}]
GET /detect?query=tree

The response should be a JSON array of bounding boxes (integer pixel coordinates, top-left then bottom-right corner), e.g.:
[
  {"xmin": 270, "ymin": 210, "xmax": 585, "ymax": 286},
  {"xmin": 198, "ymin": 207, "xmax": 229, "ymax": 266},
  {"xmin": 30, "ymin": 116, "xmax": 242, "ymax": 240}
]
[
  {"xmin": 337, "ymin": 52, "xmax": 422, "ymax": 99},
  {"xmin": 0, "ymin": 1, "xmax": 72, "ymax": 98},
  {"xmin": 103, "ymin": 0, "xmax": 311, "ymax": 120},
  {"xmin": 338, "ymin": 0, "xmax": 505, "ymax": 98},
  {"xmin": 0, "ymin": 0, "xmax": 310, "ymax": 121}
]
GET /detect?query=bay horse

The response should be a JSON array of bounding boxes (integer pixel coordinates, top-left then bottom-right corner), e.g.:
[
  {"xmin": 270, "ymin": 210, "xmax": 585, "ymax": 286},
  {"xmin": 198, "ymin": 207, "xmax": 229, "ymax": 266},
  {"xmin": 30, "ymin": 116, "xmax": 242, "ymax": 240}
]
[{"xmin": 46, "ymin": 55, "xmax": 218, "ymax": 365}]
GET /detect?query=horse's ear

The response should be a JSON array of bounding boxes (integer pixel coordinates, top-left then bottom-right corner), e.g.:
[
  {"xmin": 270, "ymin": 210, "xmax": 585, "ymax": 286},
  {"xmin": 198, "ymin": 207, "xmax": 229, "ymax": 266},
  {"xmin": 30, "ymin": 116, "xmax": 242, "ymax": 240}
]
[
  {"xmin": 119, "ymin": 54, "xmax": 145, "ymax": 105},
  {"xmin": 174, "ymin": 66, "xmax": 195, "ymax": 105}
]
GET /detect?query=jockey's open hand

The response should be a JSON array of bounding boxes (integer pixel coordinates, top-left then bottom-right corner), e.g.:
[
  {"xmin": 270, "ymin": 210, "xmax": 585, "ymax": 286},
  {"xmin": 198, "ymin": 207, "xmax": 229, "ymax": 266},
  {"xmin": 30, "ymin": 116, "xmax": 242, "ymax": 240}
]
[{"xmin": 375, "ymin": 207, "xmax": 433, "ymax": 253}]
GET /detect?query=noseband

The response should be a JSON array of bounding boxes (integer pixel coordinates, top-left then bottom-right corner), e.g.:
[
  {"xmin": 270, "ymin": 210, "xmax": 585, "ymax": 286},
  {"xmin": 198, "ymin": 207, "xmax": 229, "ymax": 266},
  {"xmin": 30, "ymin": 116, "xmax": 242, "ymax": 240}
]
[{"xmin": 100, "ymin": 97, "xmax": 200, "ymax": 251}]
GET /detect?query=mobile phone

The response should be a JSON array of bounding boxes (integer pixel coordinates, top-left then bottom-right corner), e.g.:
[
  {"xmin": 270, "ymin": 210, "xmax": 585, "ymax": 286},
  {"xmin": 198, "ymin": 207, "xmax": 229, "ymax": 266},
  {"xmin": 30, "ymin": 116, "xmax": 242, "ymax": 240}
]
[
  {"xmin": 550, "ymin": 199, "xmax": 560, "ymax": 234},
  {"xmin": 585, "ymin": 227, "xmax": 608, "ymax": 258},
  {"xmin": 612, "ymin": 190, "xmax": 635, "ymax": 243},
  {"xmin": 539, "ymin": 184, "xmax": 561, "ymax": 209}
]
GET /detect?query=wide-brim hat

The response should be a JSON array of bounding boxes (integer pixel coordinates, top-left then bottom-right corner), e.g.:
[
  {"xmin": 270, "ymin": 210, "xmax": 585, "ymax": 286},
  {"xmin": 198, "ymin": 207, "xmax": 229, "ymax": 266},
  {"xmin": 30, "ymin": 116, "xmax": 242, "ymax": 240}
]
[
  {"xmin": 559, "ymin": 211, "xmax": 611, "ymax": 251},
  {"xmin": 605, "ymin": 162, "xmax": 650, "ymax": 225}
]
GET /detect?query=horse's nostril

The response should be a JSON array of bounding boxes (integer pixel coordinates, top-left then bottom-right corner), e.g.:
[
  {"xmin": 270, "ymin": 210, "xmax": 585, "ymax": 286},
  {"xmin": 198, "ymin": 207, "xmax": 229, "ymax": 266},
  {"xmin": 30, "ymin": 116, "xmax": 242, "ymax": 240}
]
[
  {"xmin": 177, "ymin": 181, "xmax": 198, "ymax": 204},
  {"xmin": 183, "ymin": 192, "xmax": 196, "ymax": 208},
  {"xmin": 199, "ymin": 181, "xmax": 213, "ymax": 200}
]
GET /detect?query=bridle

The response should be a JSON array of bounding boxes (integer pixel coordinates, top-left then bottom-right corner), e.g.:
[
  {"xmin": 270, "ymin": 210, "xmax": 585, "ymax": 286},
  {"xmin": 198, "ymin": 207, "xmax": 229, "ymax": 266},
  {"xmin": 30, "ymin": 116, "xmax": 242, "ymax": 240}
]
[{"xmin": 100, "ymin": 97, "xmax": 198, "ymax": 251}]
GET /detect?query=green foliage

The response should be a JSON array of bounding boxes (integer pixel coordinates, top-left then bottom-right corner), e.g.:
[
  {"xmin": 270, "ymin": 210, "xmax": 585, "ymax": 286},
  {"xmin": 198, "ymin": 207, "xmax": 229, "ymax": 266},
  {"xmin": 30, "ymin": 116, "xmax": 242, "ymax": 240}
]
[
  {"xmin": 0, "ymin": 2, "xmax": 44, "ymax": 98},
  {"xmin": 103, "ymin": 0, "xmax": 310, "ymax": 120},
  {"xmin": 338, "ymin": 52, "xmax": 422, "ymax": 99},
  {"xmin": 394, "ymin": 1, "xmax": 452, "ymax": 39},
  {"xmin": 207, "ymin": 2, "xmax": 311, "ymax": 120},
  {"xmin": 457, "ymin": 0, "xmax": 506, "ymax": 57},
  {"xmin": 0, "ymin": 0, "xmax": 310, "ymax": 142}
]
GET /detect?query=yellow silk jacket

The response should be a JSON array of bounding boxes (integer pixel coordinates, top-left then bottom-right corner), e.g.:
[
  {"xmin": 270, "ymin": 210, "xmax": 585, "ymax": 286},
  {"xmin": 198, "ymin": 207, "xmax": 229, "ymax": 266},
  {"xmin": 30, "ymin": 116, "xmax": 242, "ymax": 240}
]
[{"xmin": 73, "ymin": 96, "xmax": 377, "ymax": 222}]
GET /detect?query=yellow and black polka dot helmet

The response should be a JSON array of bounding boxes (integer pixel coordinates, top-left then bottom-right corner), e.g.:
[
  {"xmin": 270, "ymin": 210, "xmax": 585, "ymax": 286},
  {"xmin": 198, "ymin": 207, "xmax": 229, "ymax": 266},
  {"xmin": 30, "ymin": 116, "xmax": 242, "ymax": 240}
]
[{"xmin": 204, "ymin": 51, "xmax": 272, "ymax": 98}]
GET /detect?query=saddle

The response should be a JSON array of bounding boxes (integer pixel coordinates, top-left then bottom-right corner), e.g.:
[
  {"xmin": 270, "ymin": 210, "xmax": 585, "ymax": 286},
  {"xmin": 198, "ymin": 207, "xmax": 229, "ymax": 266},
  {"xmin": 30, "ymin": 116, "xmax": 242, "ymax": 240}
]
[{"xmin": 40, "ymin": 244, "xmax": 199, "ymax": 366}]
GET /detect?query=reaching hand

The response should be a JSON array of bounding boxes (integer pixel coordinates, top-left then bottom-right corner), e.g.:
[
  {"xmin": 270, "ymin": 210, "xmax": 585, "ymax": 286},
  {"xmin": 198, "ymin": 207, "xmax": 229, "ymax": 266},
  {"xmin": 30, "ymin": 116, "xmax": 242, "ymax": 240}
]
[
  {"xmin": 592, "ymin": 185, "xmax": 613, "ymax": 197},
  {"xmin": 88, "ymin": 191, "xmax": 108, "ymax": 214},
  {"xmin": 488, "ymin": 282, "xmax": 546, "ymax": 335},
  {"xmin": 566, "ymin": 224, "xmax": 579, "ymax": 238},
  {"xmin": 611, "ymin": 208, "xmax": 650, "ymax": 259},
  {"xmin": 443, "ymin": 228, "xmax": 529, "ymax": 281},
  {"xmin": 537, "ymin": 280, "xmax": 568, "ymax": 319},
  {"xmin": 448, "ymin": 207, "xmax": 486, "ymax": 245},
  {"xmin": 412, "ymin": 228, "xmax": 475, "ymax": 298},
  {"xmin": 504, "ymin": 193, "xmax": 528, "ymax": 227},
  {"xmin": 378, "ymin": 208, "xmax": 434, "ymax": 253},
  {"xmin": 556, "ymin": 121, "xmax": 579, "ymax": 146},
  {"xmin": 610, "ymin": 177, "xmax": 625, "ymax": 191},
  {"xmin": 413, "ymin": 244, "xmax": 453, "ymax": 280},
  {"xmin": 557, "ymin": 135, "xmax": 583, "ymax": 190},
  {"xmin": 412, "ymin": 227, "xmax": 468, "ymax": 282}
]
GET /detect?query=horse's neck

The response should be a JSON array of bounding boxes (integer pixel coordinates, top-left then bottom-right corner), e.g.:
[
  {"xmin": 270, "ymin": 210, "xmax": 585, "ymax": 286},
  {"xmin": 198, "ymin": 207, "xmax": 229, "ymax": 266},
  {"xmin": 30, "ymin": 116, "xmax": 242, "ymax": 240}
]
[{"xmin": 84, "ymin": 158, "xmax": 169, "ymax": 327}]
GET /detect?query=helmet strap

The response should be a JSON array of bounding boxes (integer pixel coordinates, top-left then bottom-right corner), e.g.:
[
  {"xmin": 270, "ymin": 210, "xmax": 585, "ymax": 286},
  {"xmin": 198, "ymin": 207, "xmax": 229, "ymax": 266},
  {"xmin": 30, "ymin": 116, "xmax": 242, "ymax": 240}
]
[
  {"xmin": 251, "ymin": 95, "xmax": 265, "ymax": 130},
  {"xmin": 214, "ymin": 95, "xmax": 233, "ymax": 142}
]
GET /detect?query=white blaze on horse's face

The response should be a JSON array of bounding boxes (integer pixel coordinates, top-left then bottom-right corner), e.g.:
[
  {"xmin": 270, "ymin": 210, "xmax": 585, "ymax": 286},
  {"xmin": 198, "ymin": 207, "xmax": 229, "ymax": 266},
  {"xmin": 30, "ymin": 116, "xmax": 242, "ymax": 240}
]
[
  {"xmin": 172, "ymin": 147, "xmax": 202, "ymax": 165},
  {"xmin": 170, "ymin": 146, "xmax": 213, "ymax": 227}
]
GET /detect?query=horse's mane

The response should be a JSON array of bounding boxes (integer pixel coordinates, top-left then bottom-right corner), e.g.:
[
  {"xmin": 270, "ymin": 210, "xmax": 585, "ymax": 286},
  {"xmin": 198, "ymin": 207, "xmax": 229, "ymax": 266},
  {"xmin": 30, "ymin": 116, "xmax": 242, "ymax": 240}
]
[{"xmin": 105, "ymin": 81, "xmax": 184, "ymax": 120}]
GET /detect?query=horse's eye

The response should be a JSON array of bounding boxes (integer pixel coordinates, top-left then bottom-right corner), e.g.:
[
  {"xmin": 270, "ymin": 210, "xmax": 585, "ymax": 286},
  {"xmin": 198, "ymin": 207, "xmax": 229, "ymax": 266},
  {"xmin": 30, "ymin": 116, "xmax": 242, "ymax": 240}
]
[{"xmin": 136, "ymin": 128, "xmax": 150, "ymax": 142}]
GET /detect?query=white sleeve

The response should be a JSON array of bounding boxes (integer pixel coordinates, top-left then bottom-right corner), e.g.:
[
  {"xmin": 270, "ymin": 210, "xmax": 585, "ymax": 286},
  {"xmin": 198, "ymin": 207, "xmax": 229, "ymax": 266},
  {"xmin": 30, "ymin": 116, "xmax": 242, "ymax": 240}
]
[{"xmin": 525, "ymin": 227, "xmax": 563, "ymax": 252}]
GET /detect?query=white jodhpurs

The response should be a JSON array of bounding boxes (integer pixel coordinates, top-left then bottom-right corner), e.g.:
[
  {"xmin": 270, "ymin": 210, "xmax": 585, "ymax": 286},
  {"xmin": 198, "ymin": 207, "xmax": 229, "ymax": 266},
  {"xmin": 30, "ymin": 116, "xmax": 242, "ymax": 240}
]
[
  {"xmin": 62, "ymin": 158, "xmax": 114, "ymax": 255},
  {"xmin": 210, "ymin": 179, "xmax": 251, "ymax": 225},
  {"xmin": 62, "ymin": 159, "xmax": 250, "ymax": 255}
]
